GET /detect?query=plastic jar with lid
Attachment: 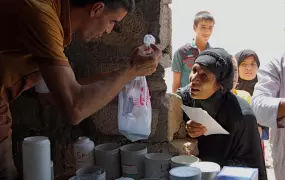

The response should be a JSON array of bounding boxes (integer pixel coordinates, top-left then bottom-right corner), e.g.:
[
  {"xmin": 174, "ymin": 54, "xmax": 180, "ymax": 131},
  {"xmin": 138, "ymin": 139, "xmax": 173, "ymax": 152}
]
[{"xmin": 73, "ymin": 137, "xmax": 95, "ymax": 170}]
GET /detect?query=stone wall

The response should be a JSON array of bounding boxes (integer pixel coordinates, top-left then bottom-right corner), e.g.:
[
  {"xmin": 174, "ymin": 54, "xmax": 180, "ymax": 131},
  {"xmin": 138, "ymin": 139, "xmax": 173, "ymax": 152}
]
[{"xmin": 9, "ymin": 0, "xmax": 197, "ymax": 178}]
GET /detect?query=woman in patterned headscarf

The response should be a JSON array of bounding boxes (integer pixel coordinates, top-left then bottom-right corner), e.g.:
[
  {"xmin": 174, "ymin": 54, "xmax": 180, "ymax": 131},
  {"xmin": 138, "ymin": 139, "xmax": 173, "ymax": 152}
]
[{"xmin": 177, "ymin": 48, "xmax": 267, "ymax": 180}]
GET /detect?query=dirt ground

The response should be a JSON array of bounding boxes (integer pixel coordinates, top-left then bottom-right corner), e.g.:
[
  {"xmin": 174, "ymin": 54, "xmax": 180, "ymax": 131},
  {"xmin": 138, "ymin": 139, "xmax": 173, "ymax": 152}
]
[{"xmin": 265, "ymin": 140, "xmax": 275, "ymax": 180}]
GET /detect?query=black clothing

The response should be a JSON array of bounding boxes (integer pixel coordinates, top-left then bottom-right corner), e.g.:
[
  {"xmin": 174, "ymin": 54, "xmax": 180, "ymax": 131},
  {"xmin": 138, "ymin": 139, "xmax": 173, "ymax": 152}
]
[{"xmin": 177, "ymin": 85, "xmax": 267, "ymax": 180}]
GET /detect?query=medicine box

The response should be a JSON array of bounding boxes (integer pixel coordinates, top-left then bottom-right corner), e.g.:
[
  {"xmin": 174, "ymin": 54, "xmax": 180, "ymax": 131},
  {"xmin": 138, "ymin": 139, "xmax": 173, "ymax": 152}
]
[{"xmin": 215, "ymin": 166, "xmax": 258, "ymax": 180}]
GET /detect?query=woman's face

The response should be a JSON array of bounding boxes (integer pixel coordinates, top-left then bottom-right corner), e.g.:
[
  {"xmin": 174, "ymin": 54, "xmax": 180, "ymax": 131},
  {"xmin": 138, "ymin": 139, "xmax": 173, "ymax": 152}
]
[
  {"xmin": 238, "ymin": 56, "xmax": 258, "ymax": 80},
  {"xmin": 189, "ymin": 63, "xmax": 220, "ymax": 99}
]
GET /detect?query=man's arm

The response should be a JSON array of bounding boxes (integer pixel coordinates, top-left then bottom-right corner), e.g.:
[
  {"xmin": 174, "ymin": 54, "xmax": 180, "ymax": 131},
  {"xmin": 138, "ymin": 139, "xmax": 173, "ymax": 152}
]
[
  {"xmin": 39, "ymin": 45, "xmax": 161, "ymax": 125},
  {"xmin": 78, "ymin": 71, "xmax": 115, "ymax": 85},
  {"xmin": 37, "ymin": 70, "xmax": 118, "ymax": 105},
  {"xmin": 251, "ymin": 57, "xmax": 284, "ymax": 128},
  {"xmin": 171, "ymin": 50, "xmax": 183, "ymax": 93},
  {"xmin": 39, "ymin": 65, "xmax": 131, "ymax": 125},
  {"xmin": 20, "ymin": 5, "xmax": 161, "ymax": 125}
]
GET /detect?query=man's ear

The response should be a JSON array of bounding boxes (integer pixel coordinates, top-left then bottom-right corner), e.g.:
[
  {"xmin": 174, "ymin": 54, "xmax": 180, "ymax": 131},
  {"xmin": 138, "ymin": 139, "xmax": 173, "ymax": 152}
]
[{"xmin": 89, "ymin": 2, "xmax": 105, "ymax": 17}]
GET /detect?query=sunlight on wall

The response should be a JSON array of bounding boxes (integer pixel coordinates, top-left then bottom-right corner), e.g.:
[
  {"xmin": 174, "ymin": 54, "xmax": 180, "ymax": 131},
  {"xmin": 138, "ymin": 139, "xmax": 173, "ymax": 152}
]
[{"xmin": 172, "ymin": 0, "xmax": 285, "ymax": 65}]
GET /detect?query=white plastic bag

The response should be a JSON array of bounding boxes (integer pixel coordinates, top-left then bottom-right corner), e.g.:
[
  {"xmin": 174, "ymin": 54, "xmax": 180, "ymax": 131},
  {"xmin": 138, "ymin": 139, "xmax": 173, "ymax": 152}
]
[{"xmin": 118, "ymin": 76, "xmax": 152, "ymax": 142}]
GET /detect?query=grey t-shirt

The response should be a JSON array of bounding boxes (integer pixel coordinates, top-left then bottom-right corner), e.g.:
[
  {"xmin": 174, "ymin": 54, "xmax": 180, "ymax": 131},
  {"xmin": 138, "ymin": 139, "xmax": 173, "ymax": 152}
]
[{"xmin": 171, "ymin": 41, "xmax": 210, "ymax": 87}]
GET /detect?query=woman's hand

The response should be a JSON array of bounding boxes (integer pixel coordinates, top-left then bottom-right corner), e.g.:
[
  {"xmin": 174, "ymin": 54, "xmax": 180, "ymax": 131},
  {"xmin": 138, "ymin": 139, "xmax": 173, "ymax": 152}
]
[{"xmin": 186, "ymin": 120, "xmax": 207, "ymax": 138}]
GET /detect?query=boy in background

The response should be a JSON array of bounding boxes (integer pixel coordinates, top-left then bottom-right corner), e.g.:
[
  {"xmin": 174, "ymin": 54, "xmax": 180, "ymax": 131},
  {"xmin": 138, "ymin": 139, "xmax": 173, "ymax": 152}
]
[{"xmin": 171, "ymin": 11, "xmax": 215, "ymax": 92}]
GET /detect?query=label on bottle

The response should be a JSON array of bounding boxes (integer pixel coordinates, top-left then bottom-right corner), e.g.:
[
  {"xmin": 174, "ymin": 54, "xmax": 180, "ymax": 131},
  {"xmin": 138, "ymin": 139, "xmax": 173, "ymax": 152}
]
[
  {"xmin": 122, "ymin": 164, "xmax": 137, "ymax": 175},
  {"xmin": 75, "ymin": 151, "xmax": 94, "ymax": 164}
]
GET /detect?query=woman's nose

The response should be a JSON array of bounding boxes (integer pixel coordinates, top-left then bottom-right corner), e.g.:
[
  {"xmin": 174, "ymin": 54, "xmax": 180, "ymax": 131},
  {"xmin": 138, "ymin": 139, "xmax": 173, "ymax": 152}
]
[
  {"xmin": 245, "ymin": 65, "xmax": 252, "ymax": 70},
  {"xmin": 190, "ymin": 73, "xmax": 200, "ymax": 82}
]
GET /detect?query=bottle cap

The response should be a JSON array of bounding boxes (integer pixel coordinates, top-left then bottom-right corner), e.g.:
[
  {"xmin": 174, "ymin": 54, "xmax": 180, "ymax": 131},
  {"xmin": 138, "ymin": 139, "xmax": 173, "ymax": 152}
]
[{"xmin": 143, "ymin": 34, "xmax": 156, "ymax": 47}]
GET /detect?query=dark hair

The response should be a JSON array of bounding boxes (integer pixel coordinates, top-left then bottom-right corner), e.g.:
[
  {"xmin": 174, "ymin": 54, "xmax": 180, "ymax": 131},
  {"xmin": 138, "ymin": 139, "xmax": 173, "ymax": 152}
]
[
  {"xmin": 194, "ymin": 11, "xmax": 215, "ymax": 26},
  {"xmin": 71, "ymin": 0, "xmax": 135, "ymax": 12}
]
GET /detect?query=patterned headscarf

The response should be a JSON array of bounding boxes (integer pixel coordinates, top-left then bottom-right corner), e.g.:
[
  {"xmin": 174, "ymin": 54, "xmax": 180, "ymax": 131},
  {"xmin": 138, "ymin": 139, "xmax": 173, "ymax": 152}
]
[{"xmin": 195, "ymin": 48, "xmax": 234, "ymax": 92}]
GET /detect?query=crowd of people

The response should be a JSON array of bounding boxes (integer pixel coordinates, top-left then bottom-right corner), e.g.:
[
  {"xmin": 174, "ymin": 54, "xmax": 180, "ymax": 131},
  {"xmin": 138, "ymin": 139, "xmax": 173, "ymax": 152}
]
[
  {"xmin": 0, "ymin": 0, "xmax": 161, "ymax": 179},
  {"xmin": 1, "ymin": 0, "xmax": 285, "ymax": 179},
  {"xmin": 171, "ymin": 11, "xmax": 285, "ymax": 180}
]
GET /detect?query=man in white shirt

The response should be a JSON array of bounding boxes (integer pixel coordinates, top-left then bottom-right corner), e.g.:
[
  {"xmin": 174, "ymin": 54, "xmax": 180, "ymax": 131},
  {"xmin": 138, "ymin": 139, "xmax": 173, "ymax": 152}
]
[{"xmin": 251, "ymin": 53, "xmax": 285, "ymax": 180}]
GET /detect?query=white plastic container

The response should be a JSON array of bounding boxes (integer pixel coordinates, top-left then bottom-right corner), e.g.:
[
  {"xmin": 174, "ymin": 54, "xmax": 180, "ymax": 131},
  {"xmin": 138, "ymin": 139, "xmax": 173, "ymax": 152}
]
[
  {"xmin": 143, "ymin": 34, "xmax": 156, "ymax": 55},
  {"xmin": 169, "ymin": 167, "xmax": 201, "ymax": 180},
  {"xmin": 144, "ymin": 153, "xmax": 172, "ymax": 179},
  {"xmin": 170, "ymin": 155, "xmax": 200, "ymax": 169},
  {"xmin": 143, "ymin": 34, "xmax": 156, "ymax": 47},
  {"xmin": 73, "ymin": 137, "xmax": 95, "ymax": 170},
  {"xmin": 95, "ymin": 143, "xmax": 121, "ymax": 180},
  {"xmin": 76, "ymin": 166, "xmax": 106, "ymax": 180},
  {"xmin": 22, "ymin": 136, "xmax": 51, "ymax": 180},
  {"xmin": 120, "ymin": 143, "xmax": 147, "ymax": 180},
  {"xmin": 190, "ymin": 162, "xmax": 220, "ymax": 180}
]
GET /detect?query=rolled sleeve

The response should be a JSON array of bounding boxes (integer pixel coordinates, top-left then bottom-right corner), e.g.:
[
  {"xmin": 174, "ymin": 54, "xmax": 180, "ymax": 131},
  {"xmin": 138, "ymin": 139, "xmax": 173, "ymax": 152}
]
[
  {"xmin": 19, "ymin": 2, "xmax": 70, "ymax": 67},
  {"xmin": 171, "ymin": 50, "xmax": 183, "ymax": 72},
  {"xmin": 251, "ymin": 58, "xmax": 282, "ymax": 129}
]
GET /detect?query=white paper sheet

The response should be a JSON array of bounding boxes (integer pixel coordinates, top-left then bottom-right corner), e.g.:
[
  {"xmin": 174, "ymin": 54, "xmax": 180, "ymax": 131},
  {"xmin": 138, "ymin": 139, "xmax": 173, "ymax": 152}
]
[{"xmin": 181, "ymin": 105, "xmax": 229, "ymax": 135}]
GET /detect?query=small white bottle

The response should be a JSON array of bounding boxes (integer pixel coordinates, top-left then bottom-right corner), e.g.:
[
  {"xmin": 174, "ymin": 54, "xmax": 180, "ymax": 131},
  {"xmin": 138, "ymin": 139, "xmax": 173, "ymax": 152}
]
[
  {"xmin": 143, "ymin": 34, "xmax": 156, "ymax": 55},
  {"xmin": 143, "ymin": 34, "xmax": 156, "ymax": 47},
  {"xmin": 73, "ymin": 137, "xmax": 95, "ymax": 170}
]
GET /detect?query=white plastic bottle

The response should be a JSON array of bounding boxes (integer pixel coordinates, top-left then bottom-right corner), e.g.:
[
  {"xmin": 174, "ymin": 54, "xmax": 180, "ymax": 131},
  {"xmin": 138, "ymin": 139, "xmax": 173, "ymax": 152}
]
[
  {"xmin": 143, "ymin": 34, "xmax": 156, "ymax": 55},
  {"xmin": 22, "ymin": 136, "xmax": 51, "ymax": 180},
  {"xmin": 143, "ymin": 34, "xmax": 156, "ymax": 47},
  {"xmin": 73, "ymin": 137, "xmax": 95, "ymax": 170}
]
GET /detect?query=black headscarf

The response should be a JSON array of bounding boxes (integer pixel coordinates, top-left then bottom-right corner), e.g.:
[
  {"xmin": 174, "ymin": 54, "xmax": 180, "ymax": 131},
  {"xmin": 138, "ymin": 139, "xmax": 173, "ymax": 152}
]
[
  {"xmin": 235, "ymin": 49, "xmax": 260, "ymax": 95},
  {"xmin": 195, "ymin": 48, "xmax": 234, "ymax": 92}
]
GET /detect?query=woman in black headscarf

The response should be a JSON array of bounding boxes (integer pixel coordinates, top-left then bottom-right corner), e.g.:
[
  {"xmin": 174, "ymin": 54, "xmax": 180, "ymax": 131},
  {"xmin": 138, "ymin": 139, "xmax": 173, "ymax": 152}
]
[
  {"xmin": 235, "ymin": 49, "xmax": 268, "ymax": 153},
  {"xmin": 176, "ymin": 48, "xmax": 267, "ymax": 180},
  {"xmin": 235, "ymin": 49, "xmax": 260, "ymax": 95}
]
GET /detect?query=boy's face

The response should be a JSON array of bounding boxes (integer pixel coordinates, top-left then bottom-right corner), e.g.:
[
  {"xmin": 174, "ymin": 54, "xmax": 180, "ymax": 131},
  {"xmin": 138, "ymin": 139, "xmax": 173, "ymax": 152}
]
[{"xmin": 194, "ymin": 20, "xmax": 214, "ymax": 42}]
